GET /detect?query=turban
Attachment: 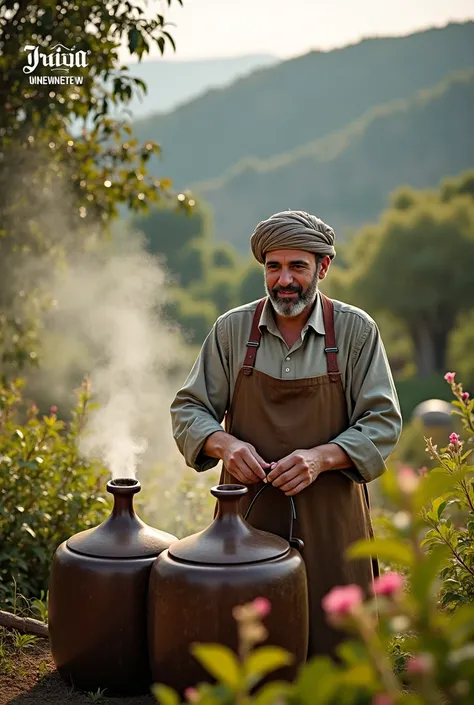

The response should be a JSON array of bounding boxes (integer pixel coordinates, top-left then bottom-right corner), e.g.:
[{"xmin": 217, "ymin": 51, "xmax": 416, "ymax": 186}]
[{"xmin": 250, "ymin": 210, "xmax": 336, "ymax": 264}]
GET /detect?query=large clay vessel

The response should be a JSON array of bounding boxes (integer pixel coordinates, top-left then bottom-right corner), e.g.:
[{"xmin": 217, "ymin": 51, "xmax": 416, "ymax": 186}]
[
  {"xmin": 48, "ymin": 478, "xmax": 176, "ymax": 694},
  {"xmin": 148, "ymin": 484, "xmax": 308, "ymax": 694}
]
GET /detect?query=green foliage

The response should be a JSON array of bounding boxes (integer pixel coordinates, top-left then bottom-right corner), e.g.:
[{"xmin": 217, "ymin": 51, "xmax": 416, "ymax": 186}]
[
  {"xmin": 163, "ymin": 292, "xmax": 217, "ymax": 345},
  {"xmin": 420, "ymin": 376, "xmax": 474, "ymax": 612},
  {"xmin": 346, "ymin": 182, "xmax": 474, "ymax": 377},
  {"xmin": 0, "ymin": 378, "xmax": 109, "ymax": 608},
  {"xmin": 395, "ymin": 374, "xmax": 454, "ymax": 420},
  {"xmin": 175, "ymin": 239, "xmax": 211, "ymax": 288},
  {"xmin": 153, "ymin": 376, "xmax": 474, "ymax": 705},
  {"xmin": 211, "ymin": 244, "xmax": 240, "ymax": 270},
  {"xmin": 133, "ymin": 203, "xmax": 211, "ymax": 281},
  {"xmin": 0, "ymin": 0, "xmax": 187, "ymax": 373},
  {"xmin": 237, "ymin": 262, "xmax": 265, "ymax": 303},
  {"xmin": 189, "ymin": 270, "xmax": 239, "ymax": 317},
  {"xmin": 441, "ymin": 170, "xmax": 474, "ymax": 202},
  {"xmin": 448, "ymin": 309, "xmax": 474, "ymax": 391}
]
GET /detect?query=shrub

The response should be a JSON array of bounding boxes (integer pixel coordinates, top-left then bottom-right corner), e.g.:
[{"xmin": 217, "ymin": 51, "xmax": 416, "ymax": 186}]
[{"xmin": 0, "ymin": 378, "xmax": 109, "ymax": 609}]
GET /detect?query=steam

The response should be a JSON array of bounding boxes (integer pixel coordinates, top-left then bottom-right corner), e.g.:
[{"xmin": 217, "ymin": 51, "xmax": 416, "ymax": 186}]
[{"xmin": 46, "ymin": 231, "xmax": 189, "ymax": 480}]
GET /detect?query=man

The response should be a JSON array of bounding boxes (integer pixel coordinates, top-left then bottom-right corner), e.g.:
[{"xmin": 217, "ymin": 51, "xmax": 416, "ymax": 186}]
[{"xmin": 170, "ymin": 210, "xmax": 402, "ymax": 659}]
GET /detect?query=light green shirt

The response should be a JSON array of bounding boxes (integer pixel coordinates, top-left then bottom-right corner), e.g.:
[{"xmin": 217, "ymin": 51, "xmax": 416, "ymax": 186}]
[{"xmin": 170, "ymin": 293, "xmax": 402, "ymax": 483}]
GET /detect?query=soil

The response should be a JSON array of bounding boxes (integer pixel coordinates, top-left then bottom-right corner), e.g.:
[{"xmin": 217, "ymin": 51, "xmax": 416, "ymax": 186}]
[{"xmin": 0, "ymin": 636, "xmax": 156, "ymax": 705}]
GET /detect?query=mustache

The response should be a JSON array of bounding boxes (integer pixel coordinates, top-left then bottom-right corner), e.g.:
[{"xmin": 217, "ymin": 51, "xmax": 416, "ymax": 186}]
[{"xmin": 273, "ymin": 285, "xmax": 302, "ymax": 294}]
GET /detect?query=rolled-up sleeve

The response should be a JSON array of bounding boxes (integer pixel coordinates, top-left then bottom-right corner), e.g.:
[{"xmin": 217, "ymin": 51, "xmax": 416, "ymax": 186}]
[
  {"xmin": 170, "ymin": 318, "xmax": 230, "ymax": 472},
  {"xmin": 332, "ymin": 320, "xmax": 402, "ymax": 483}
]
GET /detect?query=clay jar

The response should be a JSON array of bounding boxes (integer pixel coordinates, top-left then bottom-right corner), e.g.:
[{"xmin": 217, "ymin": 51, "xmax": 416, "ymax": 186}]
[
  {"xmin": 48, "ymin": 478, "xmax": 176, "ymax": 695},
  {"xmin": 148, "ymin": 484, "xmax": 308, "ymax": 694}
]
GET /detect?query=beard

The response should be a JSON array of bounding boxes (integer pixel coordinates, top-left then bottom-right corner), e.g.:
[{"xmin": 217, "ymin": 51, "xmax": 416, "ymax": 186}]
[{"xmin": 265, "ymin": 270, "xmax": 319, "ymax": 318}]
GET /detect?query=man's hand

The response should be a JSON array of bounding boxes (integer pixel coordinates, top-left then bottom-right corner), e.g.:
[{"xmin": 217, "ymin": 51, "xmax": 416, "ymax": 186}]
[
  {"xmin": 202, "ymin": 431, "xmax": 270, "ymax": 485},
  {"xmin": 266, "ymin": 448, "xmax": 325, "ymax": 496},
  {"xmin": 223, "ymin": 438, "xmax": 270, "ymax": 485}
]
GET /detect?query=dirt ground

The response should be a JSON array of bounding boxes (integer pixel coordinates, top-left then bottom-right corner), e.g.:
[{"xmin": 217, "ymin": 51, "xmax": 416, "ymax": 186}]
[{"xmin": 0, "ymin": 634, "xmax": 156, "ymax": 705}]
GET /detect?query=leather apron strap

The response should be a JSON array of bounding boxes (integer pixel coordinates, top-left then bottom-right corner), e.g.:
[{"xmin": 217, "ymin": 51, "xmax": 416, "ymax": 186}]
[{"xmin": 242, "ymin": 294, "xmax": 340, "ymax": 375}]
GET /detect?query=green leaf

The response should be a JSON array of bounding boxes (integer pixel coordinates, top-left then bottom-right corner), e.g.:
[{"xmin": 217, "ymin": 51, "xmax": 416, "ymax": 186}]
[
  {"xmin": 431, "ymin": 496, "xmax": 449, "ymax": 519},
  {"xmin": 128, "ymin": 27, "xmax": 141, "ymax": 53},
  {"xmin": 294, "ymin": 656, "xmax": 339, "ymax": 705},
  {"xmin": 415, "ymin": 470, "xmax": 458, "ymax": 510},
  {"xmin": 151, "ymin": 684, "xmax": 180, "ymax": 705},
  {"xmin": 244, "ymin": 646, "xmax": 293, "ymax": 686},
  {"xmin": 341, "ymin": 662, "xmax": 376, "ymax": 688},
  {"xmin": 190, "ymin": 643, "xmax": 241, "ymax": 689},
  {"xmin": 347, "ymin": 538, "xmax": 414, "ymax": 566},
  {"xmin": 21, "ymin": 523, "xmax": 36, "ymax": 538},
  {"xmin": 252, "ymin": 681, "xmax": 293, "ymax": 705},
  {"xmin": 410, "ymin": 545, "xmax": 450, "ymax": 603},
  {"xmin": 446, "ymin": 604, "xmax": 474, "ymax": 641}
]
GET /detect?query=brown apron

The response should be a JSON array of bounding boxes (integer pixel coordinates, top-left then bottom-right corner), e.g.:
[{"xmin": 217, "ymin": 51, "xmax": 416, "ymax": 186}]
[{"xmin": 219, "ymin": 294, "xmax": 377, "ymax": 659}]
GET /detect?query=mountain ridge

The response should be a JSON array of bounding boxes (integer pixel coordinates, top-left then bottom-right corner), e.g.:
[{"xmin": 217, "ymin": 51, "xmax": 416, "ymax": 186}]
[
  {"xmin": 133, "ymin": 21, "xmax": 474, "ymax": 187},
  {"xmin": 194, "ymin": 70, "xmax": 474, "ymax": 250}
]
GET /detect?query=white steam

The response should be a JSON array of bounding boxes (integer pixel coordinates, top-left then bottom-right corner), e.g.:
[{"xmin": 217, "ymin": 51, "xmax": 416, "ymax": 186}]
[{"xmin": 45, "ymin": 230, "xmax": 189, "ymax": 480}]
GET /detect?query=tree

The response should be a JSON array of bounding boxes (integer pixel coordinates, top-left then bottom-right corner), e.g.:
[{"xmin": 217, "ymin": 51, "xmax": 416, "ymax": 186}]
[
  {"xmin": 0, "ymin": 0, "xmax": 190, "ymax": 374},
  {"xmin": 346, "ymin": 184, "xmax": 474, "ymax": 377},
  {"xmin": 132, "ymin": 201, "xmax": 212, "ymax": 280}
]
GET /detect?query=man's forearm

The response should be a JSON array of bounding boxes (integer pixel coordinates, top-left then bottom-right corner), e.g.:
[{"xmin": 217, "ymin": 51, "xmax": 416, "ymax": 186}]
[
  {"xmin": 316, "ymin": 443, "xmax": 355, "ymax": 472},
  {"xmin": 202, "ymin": 430, "xmax": 236, "ymax": 461}
]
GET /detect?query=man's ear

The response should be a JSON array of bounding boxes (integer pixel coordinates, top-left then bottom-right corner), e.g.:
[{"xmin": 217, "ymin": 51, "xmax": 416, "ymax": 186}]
[{"xmin": 318, "ymin": 255, "xmax": 331, "ymax": 280}]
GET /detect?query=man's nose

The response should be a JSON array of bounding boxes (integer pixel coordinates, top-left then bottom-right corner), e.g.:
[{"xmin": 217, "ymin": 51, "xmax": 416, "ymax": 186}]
[{"xmin": 278, "ymin": 269, "xmax": 293, "ymax": 287}]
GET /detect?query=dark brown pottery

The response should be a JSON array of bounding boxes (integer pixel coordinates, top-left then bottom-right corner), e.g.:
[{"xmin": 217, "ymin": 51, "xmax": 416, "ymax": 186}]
[
  {"xmin": 148, "ymin": 484, "xmax": 308, "ymax": 694},
  {"xmin": 48, "ymin": 478, "xmax": 177, "ymax": 695}
]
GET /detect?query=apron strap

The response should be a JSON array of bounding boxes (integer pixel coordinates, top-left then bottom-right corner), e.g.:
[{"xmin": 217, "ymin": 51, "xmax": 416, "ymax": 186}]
[
  {"xmin": 243, "ymin": 294, "xmax": 340, "ymax": 376},
  {"xmin": 242, "ymin": 298, "xmax": 266, "ymax": 376},
  {"xmin": 320, "ymin": 293, "xmax": 340, "ymax": 375}
]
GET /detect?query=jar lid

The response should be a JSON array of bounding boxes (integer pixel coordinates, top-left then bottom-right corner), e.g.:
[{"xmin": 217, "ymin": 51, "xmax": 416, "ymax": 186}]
[
  {"xmin": 67, "ymin": 479, "xmax": 176, "ymax": 559},
  {"xmin": 168, "ymin": 485, "xmax": 289, "ymax": 565}
]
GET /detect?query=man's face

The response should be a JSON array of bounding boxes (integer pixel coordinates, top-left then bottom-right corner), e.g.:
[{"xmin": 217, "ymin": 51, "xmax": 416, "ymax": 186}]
[{"xmin": 264, "ymin": 249, "xmax": 322, "ymax": 318}]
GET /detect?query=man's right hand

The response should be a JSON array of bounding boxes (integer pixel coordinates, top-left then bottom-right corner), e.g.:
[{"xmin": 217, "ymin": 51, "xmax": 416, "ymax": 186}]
[
  {"xmin": 223, "ymin": 438, "xmax": 270, "ymax": 484},
  {"xmin": 202, "ymin": 431, "xmax": 269, "ymax": 484}
]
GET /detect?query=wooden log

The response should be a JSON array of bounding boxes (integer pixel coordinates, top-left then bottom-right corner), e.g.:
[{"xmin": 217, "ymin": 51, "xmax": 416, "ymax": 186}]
[{"xmin": 0, "ymin": 609, "xmax": 49, "ymax": 637}]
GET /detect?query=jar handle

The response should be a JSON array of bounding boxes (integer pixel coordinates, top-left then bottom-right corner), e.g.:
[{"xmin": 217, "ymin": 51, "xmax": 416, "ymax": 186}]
[{"xmin": 243, "ymin": 483, "xmax": 304, "ymax": 551}]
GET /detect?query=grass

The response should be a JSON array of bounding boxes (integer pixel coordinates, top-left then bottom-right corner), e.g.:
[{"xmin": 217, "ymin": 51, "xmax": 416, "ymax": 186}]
[
  {"xmin": 0, "ymin": 625, "xmax": 39, "ymax": 677},
  {"xmin": 86, "ymin": 687, "xmax": 108, "ymax": 702}
]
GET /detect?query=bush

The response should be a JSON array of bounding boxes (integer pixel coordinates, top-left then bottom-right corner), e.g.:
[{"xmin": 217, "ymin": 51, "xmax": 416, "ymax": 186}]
[{"xmin": 0, "ymin": 378, "xmax": 109, "ymax": 609}]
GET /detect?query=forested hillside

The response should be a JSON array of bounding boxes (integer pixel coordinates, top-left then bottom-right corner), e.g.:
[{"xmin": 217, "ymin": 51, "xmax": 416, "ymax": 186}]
[
  {"xmin": 133, "ymin": 21, "xmax": 474, "ymax": 188},
  {"xmin": 196, "ymin": 70, "xmax": 474, "ymax": 249}
]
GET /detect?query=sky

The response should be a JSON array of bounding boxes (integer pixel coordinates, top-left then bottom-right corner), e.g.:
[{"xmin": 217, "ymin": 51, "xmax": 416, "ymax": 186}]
[{"xmin": 121, "ymin": 0, "xmax": 474, "ymax": 62}]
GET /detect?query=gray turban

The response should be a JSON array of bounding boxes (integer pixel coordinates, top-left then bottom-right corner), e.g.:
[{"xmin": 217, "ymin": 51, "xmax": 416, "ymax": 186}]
[{"xmin": 250, "ymin": 210, "xmax": 336, "ymax": 264}]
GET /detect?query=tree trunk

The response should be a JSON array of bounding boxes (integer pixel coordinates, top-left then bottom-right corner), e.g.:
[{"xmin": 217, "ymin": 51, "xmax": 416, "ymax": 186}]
[{"xmin": 409, "ymin": 323, "xmax": 449, "ymax": 378}]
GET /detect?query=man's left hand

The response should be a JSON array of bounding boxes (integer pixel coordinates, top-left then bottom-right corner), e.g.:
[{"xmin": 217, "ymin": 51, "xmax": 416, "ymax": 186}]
[{"xmin": 265, "ymin": 448, "xmax": 325, "ymax": 496}]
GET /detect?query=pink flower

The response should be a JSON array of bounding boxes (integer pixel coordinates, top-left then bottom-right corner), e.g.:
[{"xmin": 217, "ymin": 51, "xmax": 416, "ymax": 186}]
[
  {"xmin": 462, "ymin": 392, "xmax": 470, "ymax": 402},
  {"xmin": 444, "ymin": 372, "xmax": 456, "ymax": 384},
  {"xmin": 372, "ymin": 695, "xmax": 393, "ymax": 705},
  {"xmin": 397, "ymin": 466, "xmax": 419, "ymax": 493},
  {"xmin": 449, "ymin": 432, "xmax": 461, "ymax": 448},
  {"xmin": 372, "ymin": 572, "xmax": 405, "ymax": 597},
  {"xmin": 184, "ymin": 687, "xmax": 199, "ymax": 702},
  {"xmin": 406, "ymin": 653, "xmax": 434, "ymax": 676},
  {"xmin": 252, "ymin": 597, "xmax": 271, "ymax": 618},
  {"xmin": 322, "ymin": 584, "xmax": 363, "ymax": 617},
  {"xmin": 418, "ymin": 466, "xmax": 428, "ymax": 476},
  {"xmin": 50, "ymin": 405, "xmax": 58, "ymax": 414}
]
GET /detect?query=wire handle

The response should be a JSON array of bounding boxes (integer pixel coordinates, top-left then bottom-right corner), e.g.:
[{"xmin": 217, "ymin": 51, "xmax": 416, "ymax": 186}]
[{"xmin": 244, "ymin": 483, "xmax": 304, "ymax": 551}]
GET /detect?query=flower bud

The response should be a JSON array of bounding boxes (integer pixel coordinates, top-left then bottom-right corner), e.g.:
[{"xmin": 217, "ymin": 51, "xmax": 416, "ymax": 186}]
[
  {"xmin": 322, "ymin": 584, "xmax": 363, "ymax": 617},
  {"xmin": 372, "ymin": 571, "xmax": 405, "ymax": 597}
]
